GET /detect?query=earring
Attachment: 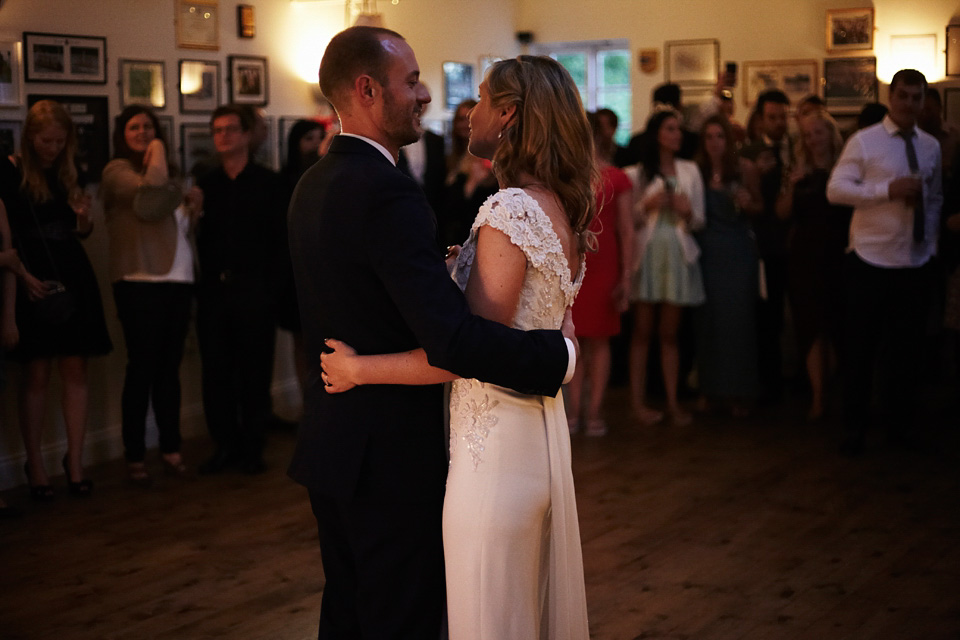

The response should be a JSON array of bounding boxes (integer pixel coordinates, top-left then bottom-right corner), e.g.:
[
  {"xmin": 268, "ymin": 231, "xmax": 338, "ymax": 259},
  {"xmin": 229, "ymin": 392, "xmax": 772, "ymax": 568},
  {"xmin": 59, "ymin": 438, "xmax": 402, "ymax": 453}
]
[{"xmin": 498, "ymin": 129, "xmax": 503, "ymax": 140}]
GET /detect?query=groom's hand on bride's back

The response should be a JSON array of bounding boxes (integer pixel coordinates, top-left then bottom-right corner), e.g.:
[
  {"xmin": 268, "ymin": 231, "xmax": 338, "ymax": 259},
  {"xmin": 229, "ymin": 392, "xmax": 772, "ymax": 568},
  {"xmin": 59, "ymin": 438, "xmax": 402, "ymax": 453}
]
[
  {"xmin": 562, "ymin": 308, "xmax": 579, "ymax": 364},
  {"xmin": 320, "ymin": 339, "xmax": 359, "ymax": 394}
]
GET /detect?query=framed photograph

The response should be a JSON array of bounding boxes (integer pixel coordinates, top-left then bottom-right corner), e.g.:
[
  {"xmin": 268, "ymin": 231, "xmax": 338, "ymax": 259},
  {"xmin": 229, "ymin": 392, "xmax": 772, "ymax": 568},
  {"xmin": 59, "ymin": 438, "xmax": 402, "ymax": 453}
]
[
  {"xmin": 743, "ymin": 59, "xmax": 818, "ymax": 107},
  {"xmin": 156, "ymin": 115, "xmax": 175, "ymax": 161},
  {"xmin": 945, "ymin": 88, "xmax": 960, "ymax": 126},
  {"xmin": 0, "ymin": 119, "xmax": 21, "ymax": 157},
  {"xmin": 179, "ymin": 59, "xmax": 220, "ymax": 114},
  {"xmin": 23, "ymin": 32, "xmax": 107, "ymax": 84},
  {"xmin": 664, "ymin": 39, "xmax": 719, "ymax": 86},
  {"xmin": 119, "ymin": 59, "xmax": 165, "ymax": 109},
  {"xmin": 443, "ymin": 61, "xmax": 474, "ymax": 111},
  {"xmin": 949, "ymin": 26, "xmax": 960, "ymax": 76},
  {"xmin": 228, "ymin": 55, "xmax": 268, "ymax": 106},
  {"xmin": 823, "ymin": 56, "xmax": 877, "ymax": 110},
  {"xmin": 176, "ymin": 0, "xmax": 219, "ymax": 51},
  {"xmin": 27, "ymin": 94, "xmax": 109, "ymax": 181},
  {"xmin": 237, "ymin": 4, "xmax": 255, "ymax": 39},
  {"xmin": 826, "ymin": 8, "xmax": 874, "ymax": 53},
  {"xmin": 638, "ymin": 48, "xmax": 659, "ymax": 74},
  {"xmin": 0, "ymin": 41, "xmax": 22, "ymax": 107},
  {"xmin": 181, "ymin": 121, "xmax": 216, "ymax": 177},
  {"xmin": 252, "ymin": 115, "xmax": 276, "ymax": 170}
]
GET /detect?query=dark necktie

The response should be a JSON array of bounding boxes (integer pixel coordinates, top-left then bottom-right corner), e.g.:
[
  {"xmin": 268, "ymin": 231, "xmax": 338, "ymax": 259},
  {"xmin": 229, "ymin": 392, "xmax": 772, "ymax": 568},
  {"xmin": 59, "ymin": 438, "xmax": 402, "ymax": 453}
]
[{"xmin": 898, "ymin": 129, "xmax": 925, "ymax": 243}]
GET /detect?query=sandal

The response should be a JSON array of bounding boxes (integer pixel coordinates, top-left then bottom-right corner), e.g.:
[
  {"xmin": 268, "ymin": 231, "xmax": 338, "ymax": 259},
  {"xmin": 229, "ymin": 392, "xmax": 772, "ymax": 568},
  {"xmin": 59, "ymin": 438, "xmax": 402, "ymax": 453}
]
[
  {"xmin": 127, "ymin": 462, "xmax": 152, "ymax": 486},
  {"xmin": 634, "ymin": 406, "xmax": 664, "ymax": 426},
  {"xmin": 161, "ymin": 454, "xmax": 189, "ymax": 477},
  {"xmin": 24, "ymin": 462, "xmax": 55, "ymax": 502},
  {"xmin": 585, "ymin": 418, "xmax": 608, "ymax": 437},
  {"xmin": 62, "ymin": 455, "xmax": 93, "ymax": 497}
]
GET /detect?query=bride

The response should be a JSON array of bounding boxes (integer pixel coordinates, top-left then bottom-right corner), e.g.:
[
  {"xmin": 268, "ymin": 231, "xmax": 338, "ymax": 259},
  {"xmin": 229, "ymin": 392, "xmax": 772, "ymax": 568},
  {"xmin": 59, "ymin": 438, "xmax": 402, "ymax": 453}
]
[{"xmin": 321, "ymin": 55, "xmax": 595, "ymax": 640}]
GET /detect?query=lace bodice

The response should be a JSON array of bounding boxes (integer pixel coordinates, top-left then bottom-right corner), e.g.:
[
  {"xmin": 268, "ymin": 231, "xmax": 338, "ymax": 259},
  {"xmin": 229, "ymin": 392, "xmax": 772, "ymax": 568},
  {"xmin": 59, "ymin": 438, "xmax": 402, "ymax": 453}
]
[{"xmin": 451, "ymin": 188, "xmax": 584, "ymax": 331}]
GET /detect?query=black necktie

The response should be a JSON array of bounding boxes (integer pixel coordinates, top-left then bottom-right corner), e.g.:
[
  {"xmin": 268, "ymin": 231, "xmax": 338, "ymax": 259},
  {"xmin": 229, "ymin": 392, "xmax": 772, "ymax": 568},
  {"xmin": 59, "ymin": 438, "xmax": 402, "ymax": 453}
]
[{"xmin": 898, "ymin": 129, "xmax": 925, "ymax": 243}]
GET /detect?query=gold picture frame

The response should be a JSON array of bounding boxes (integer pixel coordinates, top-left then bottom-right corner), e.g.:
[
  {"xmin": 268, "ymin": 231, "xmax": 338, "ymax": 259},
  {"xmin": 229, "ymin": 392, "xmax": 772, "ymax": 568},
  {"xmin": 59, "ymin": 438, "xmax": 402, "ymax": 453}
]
[
  {"xmin": 176, "ymin": 0, "xmax": 219, "ymax": 51},
  {"xmin": 826, "ymin": 8, "xmax": 874, "ymax": 53}
]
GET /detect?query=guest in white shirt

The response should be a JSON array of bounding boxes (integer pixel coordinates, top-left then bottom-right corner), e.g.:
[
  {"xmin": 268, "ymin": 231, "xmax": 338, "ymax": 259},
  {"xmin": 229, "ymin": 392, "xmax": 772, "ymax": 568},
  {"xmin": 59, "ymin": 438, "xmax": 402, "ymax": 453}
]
[{"xmin": 826, "ymin": 68, "xmax": 942, "ymax": 456}]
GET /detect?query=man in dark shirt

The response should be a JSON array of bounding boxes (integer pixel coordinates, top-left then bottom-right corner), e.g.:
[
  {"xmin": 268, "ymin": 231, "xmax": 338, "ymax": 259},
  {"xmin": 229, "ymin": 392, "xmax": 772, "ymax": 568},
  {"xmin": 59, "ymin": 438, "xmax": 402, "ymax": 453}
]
[{"xmin": 195, "ymin": 104, "xmax": 288, "ymax": 474}]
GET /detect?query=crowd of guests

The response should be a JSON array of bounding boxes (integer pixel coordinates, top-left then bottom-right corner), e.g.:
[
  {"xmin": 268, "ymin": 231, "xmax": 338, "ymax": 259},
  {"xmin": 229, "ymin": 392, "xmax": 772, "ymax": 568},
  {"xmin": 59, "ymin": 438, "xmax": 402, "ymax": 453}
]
[
  {"xmin": 0, "ymin": 67, "xmax": 955, "ymax": 515},
  {"xmin": 566, "ymin": 70, "xmax": 957, "ymax": 458}
]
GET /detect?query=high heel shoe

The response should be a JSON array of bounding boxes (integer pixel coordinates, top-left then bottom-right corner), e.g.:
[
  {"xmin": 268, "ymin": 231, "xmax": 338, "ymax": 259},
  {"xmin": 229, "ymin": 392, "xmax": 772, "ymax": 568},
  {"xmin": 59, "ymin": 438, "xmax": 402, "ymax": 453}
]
[
  {"xmin": 161, "ymin": 454, "xmax": 189, "ymax": 478},
  {"xmin": 62, "ymin": 455, "xmax": 93, "ymax": 497},
  {"xmin": 24, "ymin": 462, "xmax": 55, "ymax": 502},
  {"xmin": 127, "ymin": 462, "xmax": 152, "ymax": 486}
]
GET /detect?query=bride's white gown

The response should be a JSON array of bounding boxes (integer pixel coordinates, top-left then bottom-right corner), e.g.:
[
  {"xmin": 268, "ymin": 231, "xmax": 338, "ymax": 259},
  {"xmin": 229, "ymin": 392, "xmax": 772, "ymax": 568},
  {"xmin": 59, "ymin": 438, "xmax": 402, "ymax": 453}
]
[{"xmin": 444, "ymin": 188, "xmax": 590, "ymax": 640}]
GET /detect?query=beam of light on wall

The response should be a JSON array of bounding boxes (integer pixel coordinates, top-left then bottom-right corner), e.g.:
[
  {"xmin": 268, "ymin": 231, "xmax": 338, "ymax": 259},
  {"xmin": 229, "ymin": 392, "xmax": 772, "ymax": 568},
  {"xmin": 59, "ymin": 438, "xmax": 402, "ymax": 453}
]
[
  {"xmin": 886, "ymin": 34, "xmax": 940, "ymax": 84},
  {"xmin": 180, "ymin": 60, "xmax": 205, "ymax": 94},
  {"xmin": 287, "ymin": 2, "xmax": 344, "ymax": 84}
]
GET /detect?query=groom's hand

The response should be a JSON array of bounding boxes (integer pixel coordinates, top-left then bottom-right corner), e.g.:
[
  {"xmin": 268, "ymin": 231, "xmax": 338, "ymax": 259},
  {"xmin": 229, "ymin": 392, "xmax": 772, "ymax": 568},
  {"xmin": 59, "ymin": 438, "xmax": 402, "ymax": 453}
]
[{"xmin": 561, "ymin": 308, "xmax": 580, "ymax": 364}]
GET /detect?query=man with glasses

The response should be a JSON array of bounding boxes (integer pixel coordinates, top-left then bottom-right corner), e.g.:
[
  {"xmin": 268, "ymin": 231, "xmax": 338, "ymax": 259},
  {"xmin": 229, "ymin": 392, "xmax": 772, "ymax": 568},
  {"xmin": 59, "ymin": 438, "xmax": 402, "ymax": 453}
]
[{"xmin": 196, "ymin": 105, "xmax": 288, "ymax": 474}]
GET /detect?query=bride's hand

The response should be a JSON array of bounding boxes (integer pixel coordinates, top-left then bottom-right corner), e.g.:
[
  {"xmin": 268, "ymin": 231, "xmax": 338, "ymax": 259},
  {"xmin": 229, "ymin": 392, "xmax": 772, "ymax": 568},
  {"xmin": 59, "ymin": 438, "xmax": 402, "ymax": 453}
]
[{"xmin": 320, "ymin": 338, "xmax": 360, "ymax": 393}]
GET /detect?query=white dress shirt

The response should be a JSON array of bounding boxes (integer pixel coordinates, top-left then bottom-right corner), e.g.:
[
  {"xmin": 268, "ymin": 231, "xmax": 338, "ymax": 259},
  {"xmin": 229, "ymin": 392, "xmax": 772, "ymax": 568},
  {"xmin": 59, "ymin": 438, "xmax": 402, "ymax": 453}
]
[{"xmin": 826, "ymin": 116, "xmax": 942, "ymax": 268}]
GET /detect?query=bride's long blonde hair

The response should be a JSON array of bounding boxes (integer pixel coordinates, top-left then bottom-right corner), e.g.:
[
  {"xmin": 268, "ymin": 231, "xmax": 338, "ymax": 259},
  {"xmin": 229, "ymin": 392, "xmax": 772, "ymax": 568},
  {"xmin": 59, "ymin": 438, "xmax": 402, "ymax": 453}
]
[{"xmin": 486, "ymin": 56, "xmax": 598, "ymax": 253}]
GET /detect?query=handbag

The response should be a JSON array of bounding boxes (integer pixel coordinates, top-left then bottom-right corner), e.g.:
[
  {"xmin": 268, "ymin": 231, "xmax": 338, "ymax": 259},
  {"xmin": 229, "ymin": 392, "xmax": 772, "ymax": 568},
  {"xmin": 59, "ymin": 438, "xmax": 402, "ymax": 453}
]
[{"xmin": 21, "ymin": 198, "xmax": 79, "ymax": 325}]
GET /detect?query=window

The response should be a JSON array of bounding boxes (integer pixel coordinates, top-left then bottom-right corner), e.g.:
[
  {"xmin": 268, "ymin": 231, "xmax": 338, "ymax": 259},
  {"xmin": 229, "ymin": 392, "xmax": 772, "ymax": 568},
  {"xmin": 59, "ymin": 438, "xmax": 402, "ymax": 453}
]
[{"xmin": 536, "ymin": 40, "xmax": 631, "ymax": 146}]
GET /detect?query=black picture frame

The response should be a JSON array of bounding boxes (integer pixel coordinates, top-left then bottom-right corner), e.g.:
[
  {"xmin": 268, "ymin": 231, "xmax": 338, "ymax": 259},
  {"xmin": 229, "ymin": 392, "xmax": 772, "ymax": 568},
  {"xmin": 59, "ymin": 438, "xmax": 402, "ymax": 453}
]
[
  {"xmin": 180, "ymin": 121, "xmax": 216, "ymax": 178},
  {"xmin": 23, "ymin": 31, "xmax": 107, "ymax": 84},
  {"xmin": 27, "ymin": 94, "xmax": 109, "ymax": 181},
  {"xmin": 948, "ymin": 25, "xmax": 960, "ymax": 77},
  {"xmin": 179, "ymin": 59, "xmax": 220, "ymax": 114},
  {"xmin": 442, "ymin": 61, "xmax": 474, "ymax": 111},
  {"xmin": 228, "ymin": 55, "xmax": 268, "ymax": 106}
]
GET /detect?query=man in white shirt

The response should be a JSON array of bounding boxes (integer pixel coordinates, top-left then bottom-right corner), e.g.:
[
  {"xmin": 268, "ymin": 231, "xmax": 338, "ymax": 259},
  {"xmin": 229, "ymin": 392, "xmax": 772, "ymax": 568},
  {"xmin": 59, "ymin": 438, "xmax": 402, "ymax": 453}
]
[{"xmin": 827, "ymin": 68, "xmax": 942, "ymax": 456}]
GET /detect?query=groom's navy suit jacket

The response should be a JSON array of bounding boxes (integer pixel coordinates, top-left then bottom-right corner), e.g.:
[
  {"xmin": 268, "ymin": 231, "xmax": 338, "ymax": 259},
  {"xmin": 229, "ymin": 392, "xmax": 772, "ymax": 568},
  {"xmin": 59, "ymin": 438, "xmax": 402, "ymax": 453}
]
[{"xmin": 287, "ymin": 135, "xmax": 568, "ymax": 502}]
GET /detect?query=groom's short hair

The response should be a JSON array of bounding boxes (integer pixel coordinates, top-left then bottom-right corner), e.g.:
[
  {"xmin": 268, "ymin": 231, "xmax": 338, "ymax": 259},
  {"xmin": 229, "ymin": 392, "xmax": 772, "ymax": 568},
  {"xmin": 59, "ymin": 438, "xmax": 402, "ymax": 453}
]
[{"xmin": 319, "ymin": 26, "xmax": 405, "ymax": 106}]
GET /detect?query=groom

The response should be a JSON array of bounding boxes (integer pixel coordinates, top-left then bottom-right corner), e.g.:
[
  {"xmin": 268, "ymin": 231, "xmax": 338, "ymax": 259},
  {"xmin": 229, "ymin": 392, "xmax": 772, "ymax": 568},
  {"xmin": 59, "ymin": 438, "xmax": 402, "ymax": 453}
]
[{"xmin": 288, "ymin": 27, "xmax": 577, "ymax": 639}]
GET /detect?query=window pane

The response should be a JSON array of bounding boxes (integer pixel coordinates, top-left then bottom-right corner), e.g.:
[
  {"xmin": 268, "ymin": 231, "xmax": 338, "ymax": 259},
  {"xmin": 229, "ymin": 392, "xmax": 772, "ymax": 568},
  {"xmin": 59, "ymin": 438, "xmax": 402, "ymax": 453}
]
[
  {"xmin": 555, "ymin": 52, "xmax": 587, "ymax": 90},
  {"xmin": 598, "ymin": 50, "xmax": 630, "ymax": 88},
  {"xmin": 598, "ymin": 89, "xmax": 632, "ymax": 146}
]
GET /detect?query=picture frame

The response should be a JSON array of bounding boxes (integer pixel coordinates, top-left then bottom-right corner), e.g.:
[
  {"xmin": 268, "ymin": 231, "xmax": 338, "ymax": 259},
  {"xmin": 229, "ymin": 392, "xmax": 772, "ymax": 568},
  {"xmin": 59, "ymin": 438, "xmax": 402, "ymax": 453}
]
[
  {"xmin": 0, "ymin": 119, "xmax": 21, "ymax": 157},
  {"xmin": 944, "ymin": 88, "xmax": 960, "ymax": 126},
  {"xmin": 180, "ymin": 121, "xmax": 216, "ymax": 178},
  {"xmin": 119, "ymin": 59, "xmax": 166, "ymax": 109},
  {"xmin": 0, "ymin": 40, "xmax": 22, "ymax": 107},
  {"xmin": 443, "ymin": 61, "xmax": 474, "ymax": 111},
  {"xmin": 823, "ymin": 56, "xmax": 877, "ymax": 110},
  {"xmin": 228, "ymin": 55, "xmax": 268, "ymax": 106},
  {"xmin": 948, "ymin": 25, "xmax": 960, "ymax": 77},
  {"xmin": 742, "ymin": 59, "xmax": 818, "ymax": 107},
  {"xmin": 179, "ymin": 59, "xmax": 220, "ymax": 114},
  {"xmin": 664, "ymin": 39, "xmax": 719, "ymax": 86},
  {"xmin": 826, "ymin": 8, "xmax": 874, "ymax": 53},
  {"xmin": 252, "ymin": 115, "xmax": 276, "ymax": 170},
  {"xmin": 155, "ymin": 114, "xmax": 175, "ymax": 161},
  {"xmin": 237, "ymin": 4, "xmax": 255, "ymax": 39},
  {"xmin": 176, "ymin": 0, "xmax": 220, "ymax": 51},
  {"xmin": 23, "ymin": 32, "xmax": 107, "ymax": 84},
  {"xmin": 27, "ymin": 94, "xmax": 109, "ymax": 181}
]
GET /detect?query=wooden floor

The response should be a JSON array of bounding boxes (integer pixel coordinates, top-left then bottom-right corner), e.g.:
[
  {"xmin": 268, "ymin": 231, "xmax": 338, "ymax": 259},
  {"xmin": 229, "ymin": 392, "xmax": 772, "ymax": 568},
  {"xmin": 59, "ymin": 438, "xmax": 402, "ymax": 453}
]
[{"xmin": 1, "ymin": 383, "xmax": 959, "ymax": 640}]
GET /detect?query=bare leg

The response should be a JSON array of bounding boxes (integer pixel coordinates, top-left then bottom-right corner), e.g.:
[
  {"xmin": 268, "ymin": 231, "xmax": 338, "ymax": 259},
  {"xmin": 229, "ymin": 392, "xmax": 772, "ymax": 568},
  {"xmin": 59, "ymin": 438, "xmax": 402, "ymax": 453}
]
[
  {"xmin": 806, "ymin": 339, "xmax": 825, "ymax": 420},
  {"xmin": 58, "ymin": 356, "xmax": 89, "ymax": 482},
  {"xmin": 20, "ymin": 359, "xmax": 53, "ymax": 485},
  {"xmin": 584, "ymin": 337, "xmax": 611, "ymax": 423},
  {"xmin": 660, "ymin": 304, "xmax": 690, "ymax": 425},
  {"xmin": 629, "ymin": 303, "xmax": 662, "ymax": 424}
]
